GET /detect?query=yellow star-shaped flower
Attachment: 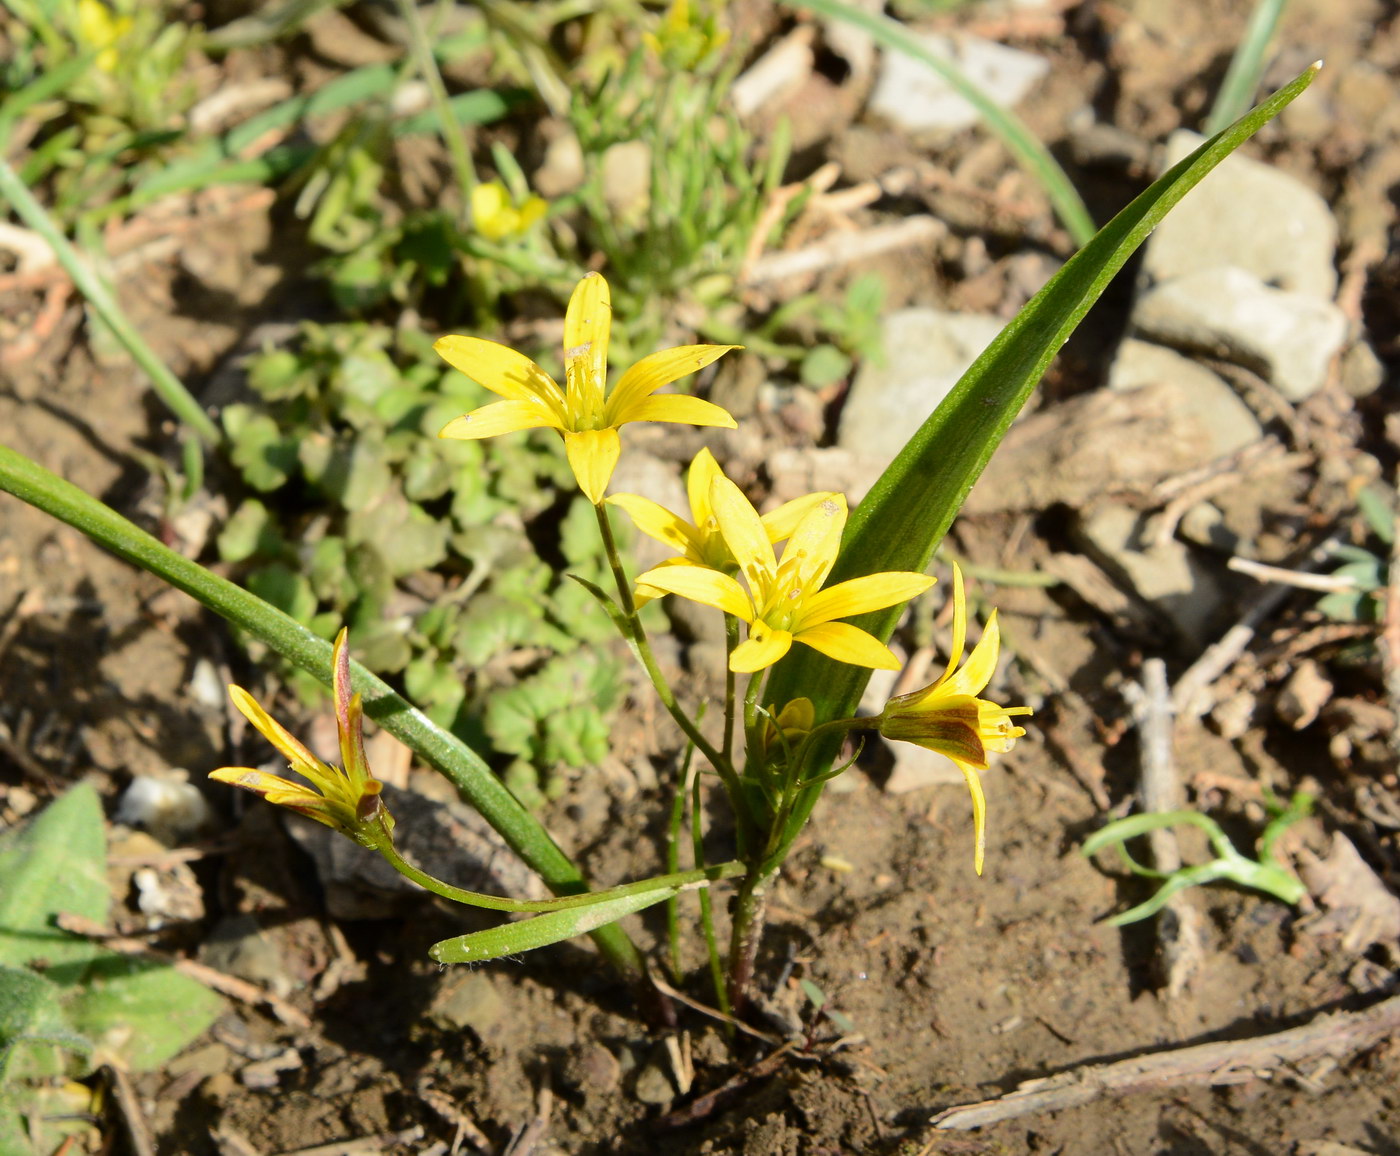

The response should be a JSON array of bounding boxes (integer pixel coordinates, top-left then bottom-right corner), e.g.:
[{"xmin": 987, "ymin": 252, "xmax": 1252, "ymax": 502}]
[
  {"xmin": 209, "ymin": 630, "xmax": 393, "ymax": 849},
  {"xmin": 436, "ymin": 273, "xmax": 739, "ymax": 504},
  {"xmin": 877, "ymin": 563, "xmax": 1032, "ymax": 875},
  {"xmin": 606, "ymin": 447, "xmax": 835, "ymax": 604},
  {"xmin": 636, "ymin": 476, "xmax": 934, "ymax": 672}
]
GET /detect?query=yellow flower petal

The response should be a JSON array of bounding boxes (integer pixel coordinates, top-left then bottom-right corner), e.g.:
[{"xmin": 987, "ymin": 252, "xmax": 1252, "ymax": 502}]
[
  {"xmin": 798, "ymin": 572, "xmax": 935, "ymax": 628},
  {"xmin": 208, "ymin": 767, "xmax": 346, "ymax": 831},
  {"xmin": 470, "ymin": 182, "xmax": 513, "ymax": 240},
  {"xmin": 778, "ymin": 494, "xmax": 846, "ymax": 592},
  {"xmin": 564, "ymin": 427, "xmax": 622, "ymax": 504},
  {"xmin": 605, "ymin": 493, "xmax": 700, "ymax": 554},
  {"xmin": 710, "ymin": 477, "xmax": 776, "ymax": 593},
  {"xmin": 606, "ymin": 344, "xmax": 740, "ymax": 420},
  {"xmin": 793, "ymin": 621, "xmax": 902, "ymax": 669},
  {"xmin": 439, "ymin": 399, "xmax": 560, "ymax": 440},
  {"xmin": 333, "ymin": 628, "xmax": 367, "ymax": 791},
  {"xmin": 731, "ymin": 627, "xmax": 792, "ymax": 672},
  {"xmin": 940, "ymin": 610, "xmax": 1001, "ymax": 699},
  {"xmin": 228, "ymin": 686, "xmax": 339, "ymax": 796},
  {"xmin": 634, "ymin": 563, "xmax": 753, "ymax": 620},
  {"xmin": 563, "ymin": 273, "xmax": 610, "ymax": 423},
  {"xmin": 760, "ymin": 491, "xmax": 838, "ymax": 543},
  {"xmin": 962, "ymin": 763, "xmax": 988, "ymax": 875},
  {"xmin": 620, "ymin": 394, "xmax": 738, "ymax": 428},
  {"xmin": 433, "ymin": 336, "xmax": 563, "ymax": 413},
  {"xmin": 686, "ymin": 447, "xmax": 725, "ymax": 527},
  {"xmin": 881, "ymin": 695, "xmax": 991, "ymax": 767}
]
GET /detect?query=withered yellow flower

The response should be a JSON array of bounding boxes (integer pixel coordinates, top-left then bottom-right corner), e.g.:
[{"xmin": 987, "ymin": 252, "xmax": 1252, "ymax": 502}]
[
  {"xmin": 436, "ymin": 273, "xmax": 739, "ymax": 504},
  {"xmin": 209, "ymin": 629, "xmax": 393, "ymax": 848},
  {"xmin": 636, "ymin": 477, "xmax": 934, "ymax": 672},
  {"xmin": 606, "ymin": 448, "xmax": 834, "ymax": 604},
  {"xmin": 877, "ymin": 564, "xmax": 1032, "ymax": 875}
]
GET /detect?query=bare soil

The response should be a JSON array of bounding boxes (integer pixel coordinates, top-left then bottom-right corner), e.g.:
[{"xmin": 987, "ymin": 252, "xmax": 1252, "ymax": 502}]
[{"xmin": 2, "ymin": 2, "xmax": 1399, "ymax": 1154}]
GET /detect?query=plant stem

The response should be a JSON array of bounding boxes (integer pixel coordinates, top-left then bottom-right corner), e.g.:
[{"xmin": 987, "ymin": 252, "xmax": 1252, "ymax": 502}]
[
  {"xmin": 725, "ymin": 866, "xmax": 771, "ymax": 1013},
  {"xmin": 0, "ymin": 443, "xmax": 648, "ymax": 981},
  {"xmin": 692, "ymin": 768, "xmax": 732, "ymax": 1029},
  {"xmin": 378, "ymin": 836, "xmax": 744, "ymax": 912},
  {"xmin": 0, "ymin": 160, "xmax": 221, "ymax": 446},
  {"xmin": 395, "ymin": 0, "xmax": 477, "ymax": 211},
  {"xmin": 723, "ymin": 614, "xmax": 739, "ymax": 763},
  {"xmin": 594, "ymin": 503, "xmax": 746, "ymax": 812}
]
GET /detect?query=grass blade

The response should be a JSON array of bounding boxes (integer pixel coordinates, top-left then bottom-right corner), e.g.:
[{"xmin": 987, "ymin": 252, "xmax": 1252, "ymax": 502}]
[
  {"xmin": 0, "ymin": 159, "xmax": 222, "ymax": 446},
  {"xmin": 787, "ymin": 0, "xmax": 1095, "ymax": 246},
  {"xmin": 1203, "ymin": 0, "xmax": 1290, "ymax": 136}
]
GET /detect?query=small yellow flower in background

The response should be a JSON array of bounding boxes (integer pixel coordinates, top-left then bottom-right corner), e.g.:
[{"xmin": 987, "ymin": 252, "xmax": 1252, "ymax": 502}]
[
  {"xmin": 606, "ymin": 447, "xmax": 835, "ymax": 604},
  {"xmin": 470, "ymin": 181, "xmax": 547, "ymax": 241},
  {"xmin": 636, "ymin": 476, "xmax": 935, "ymax": 673},
  {"xmin": 209, "ymin": 629, "xmax": 394, "ymax": 849},
  {"xmin": 643, "ymin": 0, "xmax": 730, "ymax": 71},
  {"xmin": 437, "ymin": 273, "xmax": 739, "ymax": 505},
  {"xmin": 876, "ymin": 563, "xmax": 1032, "ymax": 876},
  {"xmin": 75, "ymin": 0, "xmax": 132, "ymax": 72}
]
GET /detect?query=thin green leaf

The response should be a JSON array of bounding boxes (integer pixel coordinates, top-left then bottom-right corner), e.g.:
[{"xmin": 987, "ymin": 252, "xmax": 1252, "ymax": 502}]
[
  {"xmin": 0, "ymin": 53, "xmax": 95, "ymax": 145},
  {"xmin": 0, "ymin": 160, "xmax": 221, "ymax": 446},
  {"xmin": 1357, "ymin": 484, "xmax": 1396, "ymax": 545},
  {"xmin": 1203, "ymin": 0, "xmax": 1290, "ymax": 137},
  {"xmin": 1104, "ymin": 862, "xmax": 1233, "ymax": 926},
  {"xmin": 1081, "ymin": 810, "xmax": 1226, "ymax": 859},
  {"xmin": 430, "ymin": 884, "xmax": 691, "ymax": 964},
  {"xmin": 785, "ymin": 0, "xmax": 1095, "ymax": 246},
  {"xmin": 761, "ymin": 66, "xmax": 1321, "ymax": 800}
]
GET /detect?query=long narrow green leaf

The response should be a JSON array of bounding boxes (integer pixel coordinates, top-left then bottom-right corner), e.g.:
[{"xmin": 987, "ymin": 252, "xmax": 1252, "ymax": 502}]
[
  {"xmin": 0, "ymin": 160, "xmax": 221, "ymax": 446},
  {"xmin": 431, "ymin": 879, "xmax": 702, "ymax": 964},
  {"xmin": 1081, "ymin": 811, "xmax": 1223, "ymax": 859},
  {"xmin": 786, "ymin": 0, "xmax": 1095, "ymax": 246},
  {"xmin": 1203, "ymin": 0, "xmax": 1290, "ymax": 137},
  {"xmin": 0, "ymin": 446, "xmax": 645, "ymax": 980},
  {"xmin": 761, "ymin": 65, "xmax": 1320, "ymax": 810}
]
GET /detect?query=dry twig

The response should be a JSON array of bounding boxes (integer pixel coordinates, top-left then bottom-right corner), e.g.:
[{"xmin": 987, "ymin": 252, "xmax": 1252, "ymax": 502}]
[
  {"xmin": 931, "ymin": 992, "xmax": 1400, "ymax": 1131},
  {"xmin": 655, "ymin": 1045, "xmax": 798, "ymax": 1131},
  {"xmin": 56, "ymin": 912, "xmax": 311, "ymax": 1028},
  {"xmin": 105, "ymin": 1062, "xmax": 157, "ymax": 1156},
  {"xmin": 1124, "ymin": 659, "xmax": 1205, "ymax": 998},
  {"xmin": 1172, "ymin": 535, "xmax": 1341, "ymax": 721}
]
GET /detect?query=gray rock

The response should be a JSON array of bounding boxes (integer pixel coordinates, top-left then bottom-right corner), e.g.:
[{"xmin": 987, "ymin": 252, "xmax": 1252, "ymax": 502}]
[
  {"xmin": 632, "ymin": 1060, "xmax": 675, "ymax": 1106},
  {"xmin": 560, "ymin": 1042, "xmax": 622, "ymax": 1097},
  {"xmin": 202, "ymin": 915, "xmax": 291, "ymax": 997},
  {"xmin": 883, "ymin": 743, "xmax": 967, "ymax": 794},
  {"xmin": 1176, "ymin": 502, "xmax": 1242, "ymax": 556},
  {"xmin": 1143, "ymin": 130, "xmax": 1338, "ymax": 300},
  {"xmin": 428, "ymin": 972, "xmax": 509, "ymax": 1044},
  {"xmin": 1339, "ymin": 340, "xmax": 1386, "ymax": 399},
  {"xmin": 1075, "ymin": 506, "xmax": 1227, "ymax": 649},
  {"xmin": 1132, "ymin": 266, "xmax": 1347, "ymax": 401},
  {"xmin": 1107, "ymin": 339, "xmax": 1262, "ymax": 455},
  {"xmin": 838, "ymin": 308, "xmax": 1004, "ymax": 462},
  {"xmin": 869, "ymin": 33, "xmax": 1049, "ymax": 134},
  {"xmin": 962, "ymin": 380, "xmax": 1257, "ymax": 515}
]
